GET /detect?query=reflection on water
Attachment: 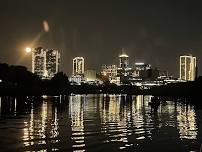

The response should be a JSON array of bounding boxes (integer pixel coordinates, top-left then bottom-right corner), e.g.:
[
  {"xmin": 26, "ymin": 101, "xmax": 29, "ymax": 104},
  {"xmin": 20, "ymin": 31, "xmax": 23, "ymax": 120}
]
[
  {"xmin": 69, "ymin": 95, "xmax": 85, "ymax": 152},
  {"xmin": 0, "ymin": 97, "xmax": 1, "ymax": 117},
  {"xmin": 177, "ymin": 104, "xmax": 197, "ymax": 139},
  {"xmin": 0, "ymin": 95, "xmax": 202, "ymax": 151}
]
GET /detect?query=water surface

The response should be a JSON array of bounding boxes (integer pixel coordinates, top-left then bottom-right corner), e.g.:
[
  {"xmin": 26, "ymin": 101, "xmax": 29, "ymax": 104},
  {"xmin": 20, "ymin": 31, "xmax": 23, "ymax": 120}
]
[{"xmin": 0, "ymin": 95, "xmax": 202, "ymax": 152}]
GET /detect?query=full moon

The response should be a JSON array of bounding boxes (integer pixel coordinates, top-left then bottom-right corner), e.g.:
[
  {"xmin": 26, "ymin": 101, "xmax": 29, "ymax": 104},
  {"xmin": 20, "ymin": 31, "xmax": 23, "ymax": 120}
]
[{"xmin": 25, "ymin": 47, "xmax": 31, "ymax": 53}]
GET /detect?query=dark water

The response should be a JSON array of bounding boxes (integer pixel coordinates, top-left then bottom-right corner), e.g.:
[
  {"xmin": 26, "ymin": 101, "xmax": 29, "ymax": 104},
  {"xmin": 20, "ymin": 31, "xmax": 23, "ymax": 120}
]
[{"xmin": 0, "ymin": 95, "xmax": 202, "ymax": 152}]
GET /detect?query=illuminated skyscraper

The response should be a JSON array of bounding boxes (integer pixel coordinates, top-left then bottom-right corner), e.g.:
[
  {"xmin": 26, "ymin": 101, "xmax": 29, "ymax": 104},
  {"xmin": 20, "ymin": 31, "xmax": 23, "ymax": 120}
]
[
  {"xmin": 119, "ymin": 52, "xmax": 129, "ymax": 69},
  {"xmin": 46, "ymin": 49, "xmax": 60, "ymax": 78},
  {"xmin": 32, "ymin": 47, "xmax": 60, "ymax": 79},
  {"xmin": 73, "ymin": 57, "xmax": 84, "ymax": 75},
  {"xmin": 117, "ymin": 50, "xmax": 132, "ymax": 84},
  {"xmin": 180, "ymin": 55, "xmax": 196, "ymax": 81},
  {"xmin": 32, "ymin": 47, "xmax": 46, "ymax": 78}
]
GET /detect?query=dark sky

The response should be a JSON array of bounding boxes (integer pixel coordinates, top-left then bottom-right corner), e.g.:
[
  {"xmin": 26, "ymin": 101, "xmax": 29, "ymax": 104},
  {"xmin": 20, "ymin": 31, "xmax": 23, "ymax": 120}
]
[{"xmin": 0, "ymin": 0, "xmax": 202, "ymax": 76}]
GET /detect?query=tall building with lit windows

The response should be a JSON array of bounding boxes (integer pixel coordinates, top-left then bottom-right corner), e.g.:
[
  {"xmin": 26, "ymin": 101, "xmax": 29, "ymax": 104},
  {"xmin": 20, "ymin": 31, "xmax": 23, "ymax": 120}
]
[
  {"xmin": 119, "ymin": 52, "xmax": 129, "ymax": 69},
  {"xmin": 46, "ymin": 49, "xmax": 60, "ymax": 78},
  {"xmin": 180, "ymin": 55, "xmax": 196, "ymax": 81},
  {"xmin": 101, "ymin": 65, "xmax": 117, "ymax": 79},
  {"xmin": 73, "ymin": 57, "xmax": 84, "ymax": 75},
  {"xmin": 32, "ymin": 47, "xmax": 46, "ymax": 78},
  {"xmin": 32, "ymin": 47, "xmax": 60, "ymax": 79}
]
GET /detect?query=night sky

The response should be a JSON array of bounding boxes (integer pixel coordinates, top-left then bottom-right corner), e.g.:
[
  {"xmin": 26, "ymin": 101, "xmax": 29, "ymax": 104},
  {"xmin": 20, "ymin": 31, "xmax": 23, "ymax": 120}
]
[{"xmin": 0, "ymin": 0, "xmax": 202, "ymax": 76}]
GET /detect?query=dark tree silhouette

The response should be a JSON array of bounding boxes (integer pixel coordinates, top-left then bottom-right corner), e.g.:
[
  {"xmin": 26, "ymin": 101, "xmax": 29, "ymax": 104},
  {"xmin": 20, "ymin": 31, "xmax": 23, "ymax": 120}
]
[{"xmin": 50, "ymin": 72, "xmax": 69, "ymax": 88}]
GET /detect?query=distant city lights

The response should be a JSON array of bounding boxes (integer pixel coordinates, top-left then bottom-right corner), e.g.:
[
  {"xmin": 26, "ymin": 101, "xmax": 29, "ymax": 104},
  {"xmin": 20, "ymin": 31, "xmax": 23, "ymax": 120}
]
[{"xmin": 135, "ymin": 63, "xmax": 145, "ymax": 65}]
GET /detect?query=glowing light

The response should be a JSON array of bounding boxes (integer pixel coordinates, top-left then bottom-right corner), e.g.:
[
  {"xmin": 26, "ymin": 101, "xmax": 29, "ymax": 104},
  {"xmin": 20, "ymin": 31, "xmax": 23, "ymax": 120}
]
[
  {"xmin": 25, "ymin": 47, "xmax": 31, "ymax": 53},
  {"xmin": 43, "ymin": 20, "xmax": 49, "ymax": 32},
  {"xmin": 119, "ymin": 54, "xmax": 129, "ymax": 58},
  {"xmin": 135, "ymin": 63, "xmax": 144, "ymax": 65}
]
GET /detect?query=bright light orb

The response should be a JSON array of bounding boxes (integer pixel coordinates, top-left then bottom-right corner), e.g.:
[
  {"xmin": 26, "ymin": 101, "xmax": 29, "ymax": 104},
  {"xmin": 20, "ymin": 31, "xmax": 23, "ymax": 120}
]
[{"xmin": 25, "ymin": 47, "xmax": 31, "ymax": 53}]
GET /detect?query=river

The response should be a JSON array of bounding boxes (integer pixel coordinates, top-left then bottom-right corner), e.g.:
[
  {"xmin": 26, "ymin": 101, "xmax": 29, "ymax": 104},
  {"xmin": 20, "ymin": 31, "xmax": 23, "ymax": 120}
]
[{"xmin": 0, "ymin": 95, "xmax": 202, "ymax": 151}]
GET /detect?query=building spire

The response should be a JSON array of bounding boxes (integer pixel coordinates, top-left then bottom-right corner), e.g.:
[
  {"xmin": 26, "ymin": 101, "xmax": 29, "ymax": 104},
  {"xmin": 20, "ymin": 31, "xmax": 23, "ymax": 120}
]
[{"xmin": 119, "ymin": 48, "xmax": 129, "ymax": 58}]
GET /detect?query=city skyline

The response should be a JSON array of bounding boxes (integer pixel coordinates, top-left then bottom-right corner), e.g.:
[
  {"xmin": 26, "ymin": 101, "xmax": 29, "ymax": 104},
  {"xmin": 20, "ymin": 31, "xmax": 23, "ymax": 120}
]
[
  {"xmin": 13, "ymin": 45, "xmax": 200, "ymax": 83},
  {"xmin": 0, "ymin": 1, "xmax": 202, "ymax": 77}
]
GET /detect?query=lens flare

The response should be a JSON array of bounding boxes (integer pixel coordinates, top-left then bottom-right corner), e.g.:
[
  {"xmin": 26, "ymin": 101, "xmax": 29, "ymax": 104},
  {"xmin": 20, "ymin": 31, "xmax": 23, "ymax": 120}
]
[{"xmin": 43, "ymin": 20, "xmax": 49, "ymax": 32}]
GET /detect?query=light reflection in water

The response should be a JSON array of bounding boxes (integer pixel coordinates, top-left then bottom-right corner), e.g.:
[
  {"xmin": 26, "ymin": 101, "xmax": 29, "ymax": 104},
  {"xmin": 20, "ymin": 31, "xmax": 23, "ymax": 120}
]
[
  {"xmin": 0, "ymin": 97, "xmax": 1, "ymax": 117},
  {"xmin": 0, "ymin": 95, "xmax": 198, "ymax": 151},
  {"xmin": 177, "ymin": 104, "xmax": 197, "ymax": 139},
  {"xmin": 69, "ymin": 95, "xmax": 85, "ymax": 152},
  {"xmin": 101, "ymin": 94, "xmax": 129, "ymax": 144},
  {"xmin": 14, "ymin": 98, "xmax": 17, "ymax": 116},
  {"xmin": 23, "ymin": 97, "xmax": 59, "ymax": 151}
]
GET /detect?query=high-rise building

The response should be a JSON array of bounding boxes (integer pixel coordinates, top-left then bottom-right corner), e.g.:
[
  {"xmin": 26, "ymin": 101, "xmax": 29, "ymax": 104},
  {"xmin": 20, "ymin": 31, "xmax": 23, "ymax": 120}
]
[
  {"xmin": 117, "ymin": 50, "xmax": 133, "ymax": 84},
  {"xmin": 32, "ymin": 47, "xmax": 60, "ymax": 79},
  {"xmin": 119, "ymin": 52, "xmax": 129, "ymax": 69},
  {"xmin": 46, "ymin": 49, "xmax": 60, "ymax": 78},
  {"xmin": 180, "ymin": 55, "xmax": 196, "ymax": 81},
  {"xmin": 32, "ymin": 47, "xmax": 46, "ymax": 78},
  {"xmin": 132, "ymin": 63, "xmax": 151, "ymax": 79},
  {"xmin": 101, "ymin": 65, "xmax": 117, "ymax": 79},
  {"xmin": 73, "ymin": 57, "xmax": 84, "ymax": 76},
  {"xmin": 101, "ymin": 65, "xmax": 120, "ymax": 84}
]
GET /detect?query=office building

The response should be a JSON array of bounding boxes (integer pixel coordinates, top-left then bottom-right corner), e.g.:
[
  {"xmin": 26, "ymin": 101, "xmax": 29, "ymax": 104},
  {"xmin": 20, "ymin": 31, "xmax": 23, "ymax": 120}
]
[
  {"xmin": 84, "ymin": 69, "xmax": 97, "ymax": 82},
  {"xmin": 69, "ymin": 75, "xmax": 83, "ymax": 85},
  {"xmin": 180, "ymin": 55, "xmax": 196, "ymax": 81},
  {"xmin": 73, "ymin": 57, "xmax": 84, "ymax": 76},
  {"xmin": 101, "ymin": 65, "xmax": 117, "ymax": 79},
  {"xmin": 46, "ymin": 49, "xmax": 60, "ymax": 78},
  {"xmin": 131, "ymin": 63, "xmax": 159, "ymax": 81},
  {"xmin": 132, "ymin": 63, "xmax": 151, "ymax": 79},
  {"xmin": 101, "ymin": 65, "xmax": 119, "ymax": 84},
  {"xmin": 32, "ymin": 47, "xmax": 47, "ymax": 78},
  {"xmin": 117, "ymin": 51, "xmax": 132, "ymax": 83},
  {"xmin": 119, "ymin": 52, "xmax": 129, "ymax": 69},
  {"xmin": 32, "ymin": 47, "xmax": 60, "ymax": 79}
]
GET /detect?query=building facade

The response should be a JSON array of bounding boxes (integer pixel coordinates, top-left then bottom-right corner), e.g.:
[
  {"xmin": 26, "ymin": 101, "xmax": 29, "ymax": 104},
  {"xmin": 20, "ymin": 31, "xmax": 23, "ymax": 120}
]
[
  {"xmin": 84, "ymin": 69, "xmax": 97, "ymax": 82},
  {"xmin": 69, "ymin": 75, "xmax": 83, "ymax": 85},
  {"xmin": 180, "ymin": 55, "xmax": 196, "ymax": 81},
  {"xmin": 32, "ymin": 47, "xmax": 60, "ymax": 79},
  {"xmin": 73, "ymin": 57, "xmax": 84, "ymax": 76},
  {"xmin": 132, "ymin": 63, "xmax": 151, "ymax": 80},
  {"xmin": 119, "ymin": 53, "xmax": 129, "ymax": 69},
  {"xmin": 101, "ymin": 65, "xmax": 120, "ymax": 84},
  {"xmin": 46, "ymin": 49, "xmax": 60, "ymax": 78},
  {"xmin": 101, "ymin": 65, "xmax": 117, "ymax": 79},
  {"xmin": 32, "ymin": 47, "xmax": 46, "ymax": 78},
  {"xmin": 117, "ymin": 51, "xmax": 133, "ymax": 83}
]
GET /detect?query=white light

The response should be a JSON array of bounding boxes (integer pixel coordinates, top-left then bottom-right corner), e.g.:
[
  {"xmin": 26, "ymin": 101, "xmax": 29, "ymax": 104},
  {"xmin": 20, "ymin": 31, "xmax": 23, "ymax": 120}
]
[
  {"xmin": 119, "ymin": 54, "xmax": 129, "ymax": 58},
  {"xmin": 135, "ymin": 63, "xmax": 144, "ymax": 65},
  {"xmin": 25, "ymin": 47, "xmax": 31, "ymax": 53}
]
